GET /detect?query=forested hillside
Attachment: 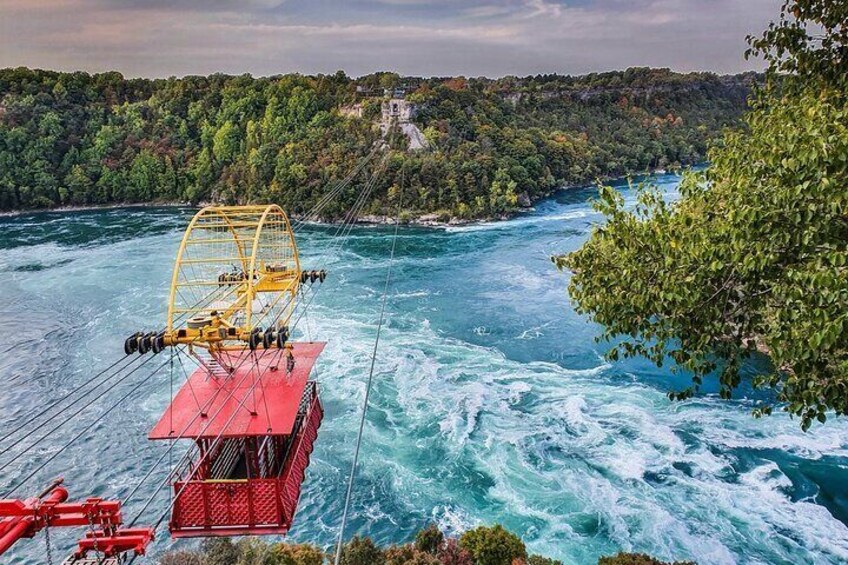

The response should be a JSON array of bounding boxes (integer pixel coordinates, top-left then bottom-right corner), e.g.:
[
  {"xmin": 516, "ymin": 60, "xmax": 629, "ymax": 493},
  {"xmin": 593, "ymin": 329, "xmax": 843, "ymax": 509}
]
[{"xmin": 0, "ymin": 68, "xmax": 755, "ymax": 217}]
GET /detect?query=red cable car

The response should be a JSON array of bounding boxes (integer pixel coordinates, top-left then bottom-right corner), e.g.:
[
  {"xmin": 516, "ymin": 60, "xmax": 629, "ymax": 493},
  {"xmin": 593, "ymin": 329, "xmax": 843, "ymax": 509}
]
[
  {"xmin": 2, "ymin": 205, "xmax": 332, "ymax": 559},
  {"xmin": 148, "ymin": 345, "xmax": 324, "ymax": 537},
  {"xmin": 133, "ymin": 205, "xmax": 328, "ymax": 538}
]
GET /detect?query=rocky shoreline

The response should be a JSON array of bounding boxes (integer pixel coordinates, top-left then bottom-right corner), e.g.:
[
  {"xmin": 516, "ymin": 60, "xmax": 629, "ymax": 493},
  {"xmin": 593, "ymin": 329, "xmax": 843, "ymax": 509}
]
[
  {"xmin": 0, "ymin": 199, "xmax": 524, "ymax": 227},
  {"xmin": 0, "ymin": 168, "xmax": 685, "ymax": 224},
  {"xmin": 352, "ymin": 212, "xmax": 518, "ymax": 227}
]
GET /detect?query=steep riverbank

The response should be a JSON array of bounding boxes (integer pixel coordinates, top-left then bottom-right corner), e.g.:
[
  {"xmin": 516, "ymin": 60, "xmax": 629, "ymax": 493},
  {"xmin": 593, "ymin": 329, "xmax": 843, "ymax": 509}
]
[{"xmin": 0, "ymin": 68, "xmax": 749, "ymax": 214}]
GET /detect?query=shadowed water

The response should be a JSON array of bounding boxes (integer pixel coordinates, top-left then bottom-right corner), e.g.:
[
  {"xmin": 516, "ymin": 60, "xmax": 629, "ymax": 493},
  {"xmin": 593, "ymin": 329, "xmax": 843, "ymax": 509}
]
[{"xmin": 1, "ymin": 175, "xmax": 847, "ymax": 564}]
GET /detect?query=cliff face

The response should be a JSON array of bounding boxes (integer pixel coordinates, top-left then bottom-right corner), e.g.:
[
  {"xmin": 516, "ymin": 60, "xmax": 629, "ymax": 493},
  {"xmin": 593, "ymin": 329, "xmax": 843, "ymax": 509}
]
[{"xmin": 380, "ymin": 99, "xmax": 428, "ymax": 150}]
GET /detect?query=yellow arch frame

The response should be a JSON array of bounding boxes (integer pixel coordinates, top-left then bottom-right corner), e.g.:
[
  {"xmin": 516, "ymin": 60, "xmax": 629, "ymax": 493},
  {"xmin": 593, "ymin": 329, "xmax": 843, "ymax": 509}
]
[{"xmin": 165, "ymin": 204, "xmax": 301, "ymax": 347}]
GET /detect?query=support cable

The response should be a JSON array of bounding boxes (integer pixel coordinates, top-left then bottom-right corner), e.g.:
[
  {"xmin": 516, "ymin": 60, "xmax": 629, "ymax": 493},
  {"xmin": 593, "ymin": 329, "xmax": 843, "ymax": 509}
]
[
  {"xmin": 0, "ymin": 354, "xmax": 139, "ymax": 452},
  {"xmin": 2, "ymin": 285, "xmax": 232, "ymax": 456},
  {"xmin": 334, "ymin": 164, "xmax": 403, "ymax": 565},
  {"xmin": 0, "ymin": 352, "xmax": 163, "ymax": 475},
  {"xmin": 286, "ymin": 153, "xmax": 389, "ymax": 340},
  {"xmin": 292, "ymin": 143, "xmax": 382, "ymax": 230},
  {"xmin": 3, "ymin": 357, "xmax": 170, "ymax": 498}
]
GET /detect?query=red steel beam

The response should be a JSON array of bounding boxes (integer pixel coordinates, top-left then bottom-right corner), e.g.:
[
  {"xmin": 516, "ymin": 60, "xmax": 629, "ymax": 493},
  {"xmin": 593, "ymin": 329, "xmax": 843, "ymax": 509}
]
[
  {"xmin": 75, "ymin": 527, "xmax": 155, "ymax": 557},
  {"xmin": 0, "ymin": 483, "xmax": 152, "ymax": 558}
]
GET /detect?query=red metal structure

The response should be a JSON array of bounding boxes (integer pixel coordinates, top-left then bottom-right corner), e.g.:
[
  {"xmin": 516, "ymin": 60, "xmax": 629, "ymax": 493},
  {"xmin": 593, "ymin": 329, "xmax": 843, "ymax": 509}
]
[
  {"xmin": 149, "ymin": 343, "xmax": 325, "ymax": 537},
  {"xmin": 0, "ymin": 480, "xmax": 153, "ymax": 559}
]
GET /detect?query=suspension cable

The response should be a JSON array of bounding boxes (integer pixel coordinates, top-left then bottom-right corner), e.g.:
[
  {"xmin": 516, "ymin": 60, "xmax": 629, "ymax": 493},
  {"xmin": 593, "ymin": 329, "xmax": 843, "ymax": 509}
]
[
  {"xmin": 287, "ymin": 152, "xmax": 390, "ymax": 335},
  {"xmin": 2, "ymin": 357, "xmax": 170, "ymax": 498},
  {"xmin": 292, "ymin": 142, "xmax": 382, "ymax": 230},
  {"xmin": 334, "ymin": 167, "xmax": 403, "ymax": 565},
  {"xmin": 0, "ymin": 353, "xmax": 139, "ymax": 452},
  {"xmin": 0, "ymin": 352, "xmax": 165, "ymax": 475},
  {"xmin": 2, "ymin": 280, "xmax": 237, "ymax": 457}
]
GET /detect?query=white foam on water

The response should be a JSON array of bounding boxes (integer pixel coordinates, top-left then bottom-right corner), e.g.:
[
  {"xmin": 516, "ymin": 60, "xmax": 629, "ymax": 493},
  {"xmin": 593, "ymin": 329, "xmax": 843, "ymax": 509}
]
[
  {"xmin": 516, "ymin": 322, "xmax": 552, "ymax": 340},
  {"xmin": 297, "ymin": 303, "xmax": 848, "ymax": 564},
  {"xmin": 294, "ymin": 306, "xmax": 848, "ymax": 564},
  {"xmin": 445, "ymin": 209, "xmax": 593, "ymax": 234},
  {"xmin": 393, "ymin": 290, "xmax": 436, "ymax": 299},
  {"xmin": 4, "ymin": 198, "xmax": 848, "ymax": 564}
]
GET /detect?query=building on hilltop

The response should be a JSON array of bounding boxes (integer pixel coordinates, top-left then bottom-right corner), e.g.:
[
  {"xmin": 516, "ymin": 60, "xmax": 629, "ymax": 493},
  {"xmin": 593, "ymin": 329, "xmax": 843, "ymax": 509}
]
[
  {"xmin": 380, "ymin": 99, "xmax": 428, "ymax": 151},
  {"xmin": 381, "ymin": 98, "xmax": 416, "ymax": 123}
]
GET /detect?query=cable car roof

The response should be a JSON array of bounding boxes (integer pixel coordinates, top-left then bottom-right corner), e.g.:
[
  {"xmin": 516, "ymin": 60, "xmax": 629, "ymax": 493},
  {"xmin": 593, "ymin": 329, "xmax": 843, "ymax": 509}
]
[{"xmin": 149, "ymin": 342, "xmax": 325, "ymax": 440}]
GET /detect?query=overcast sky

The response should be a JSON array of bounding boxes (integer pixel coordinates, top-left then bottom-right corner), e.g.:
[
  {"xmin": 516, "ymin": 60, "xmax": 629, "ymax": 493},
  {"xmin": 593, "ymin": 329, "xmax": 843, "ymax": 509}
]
[{"xmin": 0, "ymin": 0, "xmax": 781, "ymax": 78}]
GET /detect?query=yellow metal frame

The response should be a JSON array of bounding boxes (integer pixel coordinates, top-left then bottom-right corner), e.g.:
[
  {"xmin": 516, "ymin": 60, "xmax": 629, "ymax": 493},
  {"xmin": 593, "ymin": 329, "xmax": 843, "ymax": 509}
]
[{"xmin": 165, "ymin": 205, "xmax": 301, "ymax": 348}]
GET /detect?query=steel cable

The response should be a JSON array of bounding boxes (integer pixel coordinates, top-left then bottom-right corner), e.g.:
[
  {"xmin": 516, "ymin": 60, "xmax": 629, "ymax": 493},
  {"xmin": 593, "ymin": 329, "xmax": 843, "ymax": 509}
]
[
  {"xmin": 0, "ymin": 352, "xmax": 165, "ymax": 475},
  {"xmin": 333, "ymin": 166, "xmax": 403, "ymax": 565},
  {"xmin": 0, "ymin": 353, "xmax": 140, "ymax": 452},
  {"xmin": 2, "ymin": 357, "xmax": 171, "ymax": 498}
]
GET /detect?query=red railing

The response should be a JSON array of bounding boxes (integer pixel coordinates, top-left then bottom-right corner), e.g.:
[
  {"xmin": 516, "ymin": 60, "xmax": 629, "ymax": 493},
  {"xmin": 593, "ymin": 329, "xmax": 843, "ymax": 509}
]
[
  {"xmin": 170, "ymin": 383, "xmax": 323, "ymax": 537},
  {"xmin": 280, "ymin": 386, "xmax": 323, "ymax": 522}
]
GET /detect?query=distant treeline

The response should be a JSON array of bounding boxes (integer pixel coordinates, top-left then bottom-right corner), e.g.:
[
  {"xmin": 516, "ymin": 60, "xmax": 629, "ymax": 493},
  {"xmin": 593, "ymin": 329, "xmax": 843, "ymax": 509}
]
[{"xmin": 0, "ymin": 67, "xmax": 755, "ymax": 216}]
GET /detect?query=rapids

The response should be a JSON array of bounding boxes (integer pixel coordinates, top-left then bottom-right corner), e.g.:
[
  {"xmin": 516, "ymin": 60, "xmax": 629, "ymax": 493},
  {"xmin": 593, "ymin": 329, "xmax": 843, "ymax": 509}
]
[{"xmin": 2, "ymin": 174, "xmax": 847, "ymax": 564}]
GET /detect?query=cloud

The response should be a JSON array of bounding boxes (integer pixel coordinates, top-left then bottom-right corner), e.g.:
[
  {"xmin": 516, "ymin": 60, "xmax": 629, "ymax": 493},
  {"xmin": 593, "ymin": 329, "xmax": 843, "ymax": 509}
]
[
  {"xmin": 523, "ymin": 0, "xmax": 563, "ymax": 19},
  {"xmin": 0, "ymin": 0, "xmax": 781, "ymax": 78}
]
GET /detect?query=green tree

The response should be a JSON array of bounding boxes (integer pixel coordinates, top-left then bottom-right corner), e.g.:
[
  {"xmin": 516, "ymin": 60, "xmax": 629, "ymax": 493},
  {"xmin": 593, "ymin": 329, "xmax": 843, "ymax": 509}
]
[
  {"xmin": 526, "ymin": 556, "xmax": 563, "ymax": 565},
  {"xmin": 63, "ymin": 164, "xmax": 92, "ymax": 204},
  {"xmin": 414, "ymin": 524, "xmax": 444, "ymax": 555},
  {"xmin": 0, "ymin": 66, "xmax": 750, "ymax": 215},
  {"xmin": 437, "ymin": 539, "xmax": 472, "ymax": 565},
  {"xmin": 556, "ymin": 0, "xmax": 848, "ymax": 430},
  {"xmin": 127, "ymin": 149, "xmax": 163, "ymax": 201},
  {"xmin": 384, "ymin": 544, "xmax": 441, "ymax": 565},
  {"xmin": 458, "ymin": 524, "xmax": 527, "ymax": 565},
  {"xmin": 269, "ymin": 542, "xmax": 325, "ymax": 565},
  {"xmin": 488, "ymin": 168, "xmax": 518, "ymax": 214},
  {"xmin": 201, "ymin": 538, "xmax": 240, "ymax": 565},
  {"xmin": 340, "ymin": 536, "xmax": 385, "ymax": 565},
  {"xmin": 158, "ymin": 550, "xmax": 205, "ymax": 565},
  {"xmin": 213, "ymin": 121, "xmax": 241, "ymax": 163},
  {"xmin": 597, "ymin": 554, "xmax": 695, "ymax": 565}
]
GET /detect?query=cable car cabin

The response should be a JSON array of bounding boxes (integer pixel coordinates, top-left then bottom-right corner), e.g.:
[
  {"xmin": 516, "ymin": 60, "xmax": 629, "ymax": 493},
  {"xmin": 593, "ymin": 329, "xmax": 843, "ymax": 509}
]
[{"xmin": 148, "ymin": 343, "xmax": 325, "ymax": 538}]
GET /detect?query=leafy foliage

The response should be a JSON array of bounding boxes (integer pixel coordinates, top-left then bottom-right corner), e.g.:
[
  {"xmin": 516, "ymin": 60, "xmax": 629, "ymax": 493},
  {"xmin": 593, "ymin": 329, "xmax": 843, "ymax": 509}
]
[
  {"xmin": 157, "ymin": 550, "xmax": 205, "ymax": 565},
  {"xmin": 556, "ymin": 0, "xmax": 848, "ymax": 429},
  {"xmin": 458, "ymin": 525, "xmax": 527, "ymax": 565},
  {"xmin": 385, "ymin": 545, "xmax": 442, "ymax": 565},
  {"xmin": 437, "ymin": 539, "xmax": 473, "ymax": 565},
  {"xmin": 193, "ymin": 538, "xmax": 326, "ymax": 565},
  {"xmin": 415, "ymin": 524, "xmax": 445, "ymax": 554},
  {"xmin": 597, "ymin": 553, "xmax": 696, "ymax": 565},
  {"xmin": 340, "ymin": 536, "xmax": 385, "ymax": 565},
  {"xmin": 0, "ymin": 68, "xmax": 750, "ymax": 217},
  {"xmin": 272, "ymin": 543, "xmax": 327, "ymax": 565},
  {"xmin": 162, "ymin": 525, "xmax": 690, "ymax": 565},
  {"xmin": 524, "ymin": 557, "xmax": 564, "ymax": 565},
  {"xmin": 201, "ymin": 538, "xmax": 240, "ymax": 565},
  {"xmin": 746, "ymin": 0, "xmax": 848, "ymax": 89}
]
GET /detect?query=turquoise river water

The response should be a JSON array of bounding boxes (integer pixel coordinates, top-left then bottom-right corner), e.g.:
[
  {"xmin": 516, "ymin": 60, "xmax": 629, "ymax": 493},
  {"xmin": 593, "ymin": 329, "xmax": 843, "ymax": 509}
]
[{"xmin": 1, "ymin": 174, "xmax": 848, "ymax": 564}]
